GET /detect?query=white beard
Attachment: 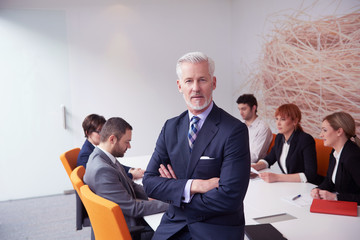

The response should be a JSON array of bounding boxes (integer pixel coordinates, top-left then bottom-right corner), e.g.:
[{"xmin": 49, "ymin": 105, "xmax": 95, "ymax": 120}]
[{"xmin": 183, "ymin": 93, "xmax": 212, "ymax": 111}]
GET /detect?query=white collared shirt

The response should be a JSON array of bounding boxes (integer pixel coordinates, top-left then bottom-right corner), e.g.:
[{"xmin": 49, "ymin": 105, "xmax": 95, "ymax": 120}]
[
  {"xmin": 188, "ymin": 101, "xmax": 213, "ymax": 132},
  {"xmin": 279, "ymin": 137, "xmax": 307, "ymax": 183},
  {"xmin": 247, "ymin": 117, "xmax": 273, "ymax": 163},
  {"xmin": 259, "ymin": 135, "xmax": 307, "ymax": 182},
  {"xmin": 279, "ymin": 141, "xmax": 290, "ymax": 174},
  {"xmin": 332, "ymin": 147, "xmax": 343, "ymax": 184},
  {"xmin": 183, "ymin": 102, "xmax": 214, "ymax": 203},
  {"xmin": 97, "ymin": 146, "xmax": 117, "ymax": 164}
]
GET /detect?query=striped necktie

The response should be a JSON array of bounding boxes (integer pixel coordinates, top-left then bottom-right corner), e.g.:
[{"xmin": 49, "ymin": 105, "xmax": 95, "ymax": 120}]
[{"xmin": 188, "ymin": 116, "xmax": 200, "ymax": 152}]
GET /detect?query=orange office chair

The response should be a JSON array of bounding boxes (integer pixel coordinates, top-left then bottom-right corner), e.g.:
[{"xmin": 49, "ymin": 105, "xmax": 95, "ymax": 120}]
[
  {"xmin": 70, "ymin": 166, "xmax": 94, "ymax": 239},
  {"xmin": 60, "ymin": 148, "xmax": 91, "ymax": 231},
  {"xmin": 70, "ymin": 166, "xmax": 86, "ymax": 200},
  {"xmin": 315, "ymin": 138, "xmax": 332, "ymax": 177},
  {"xmin": 80, "ymin": 185, "xmax": 145, "ymax": 240},
  {"xmin": 60, "ymin": 148, "xmax": 81, "ymax": 177},
  {"xmin": 267, "ymin": 133, "xmax": 276, "ymax": 154}
]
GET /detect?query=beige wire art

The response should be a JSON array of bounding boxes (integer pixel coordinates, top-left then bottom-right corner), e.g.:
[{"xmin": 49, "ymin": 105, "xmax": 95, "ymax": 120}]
[{"xmin": 245, "ymin": 10, "xmax": 360, "ymax": 138}]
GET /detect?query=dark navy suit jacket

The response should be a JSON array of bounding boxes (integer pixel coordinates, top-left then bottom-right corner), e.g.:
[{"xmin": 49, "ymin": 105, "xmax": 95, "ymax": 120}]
[
  {"xmin": 77, "ymin": 139, "xmax": 133, "ymax": 179},
  {"xmin": 143, "ymin": 103, "xmax": 250, "ymax": 240},
  {"xmin": 318, "ymin": 140, "xmax": 360, "ymax": 205},
  {"xmin": 264, "ymin": 129, "xmax": 323, "ymax": 185}
]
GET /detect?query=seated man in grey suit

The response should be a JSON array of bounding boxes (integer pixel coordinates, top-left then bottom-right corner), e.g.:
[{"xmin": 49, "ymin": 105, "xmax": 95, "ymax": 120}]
[{"xmin": 84, "ymin": 117, "xmax": 168, "ymax": 239}]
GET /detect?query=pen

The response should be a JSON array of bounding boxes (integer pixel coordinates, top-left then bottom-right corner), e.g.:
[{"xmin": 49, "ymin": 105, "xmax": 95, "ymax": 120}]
[{"xmin": 292, "ymin": 194, "xmax": 301, "ymax": 201}]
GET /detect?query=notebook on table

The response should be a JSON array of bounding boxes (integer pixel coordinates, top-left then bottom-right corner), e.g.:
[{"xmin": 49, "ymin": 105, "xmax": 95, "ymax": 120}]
[
  {"xmin": 245, "ymin": 223, "xmax": 287, "ymax": 240},
  {"xmin": 310, "ymin": 199, "xmax": 358, "ymax": 217}
]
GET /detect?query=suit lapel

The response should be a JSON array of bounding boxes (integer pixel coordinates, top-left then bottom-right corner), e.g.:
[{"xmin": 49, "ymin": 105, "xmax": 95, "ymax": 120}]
[
  {"xmin": 95, "ymin": 147, "xmax": 136, "ymax": 198},
  {"xmin": 174, "ymin": 113, "xmax": 191, "ymax": 179},
  {"xmin": 334, "ymin": 141, "xmax": 350, "ymax": 189},
  {"xmin": 284, "ymin": 130, "xmax": 299, "ymax": 173},
  {"xmin": 85, "ymin": 139, "xmax": 95, "ymax": 151},
  {"xmin": 114, "ymin": 161, "xmax": 136, "ymax": 198},
  {"xmin": 275, "ymin": 137, "xmax": 286, "ymax": 173},
  {"xmin": 95, "ymin": 147, "xmax": 117, "ymax": 169},
  {"xmin": 186, "ymin": 105, "xmax": 220, "ymax": 178}
]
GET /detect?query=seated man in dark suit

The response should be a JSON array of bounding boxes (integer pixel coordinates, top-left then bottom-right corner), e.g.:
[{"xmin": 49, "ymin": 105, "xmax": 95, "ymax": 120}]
[{"xmin": 84, "ymin": 117, "xmax": 168, "ymax": 240}]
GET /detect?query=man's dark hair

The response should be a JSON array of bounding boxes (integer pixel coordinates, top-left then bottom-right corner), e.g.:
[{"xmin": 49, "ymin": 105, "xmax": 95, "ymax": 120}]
[
  {"xmin": 82, "ymin": 114, "xmax": 106, "ymax": 138},
  {"xmin": 100, "ymin": 117, "xmax": 133, "ymax": 142},
  {"xmin": 236, "ymin": 94, "xmax": 258, "ymax": 113}
]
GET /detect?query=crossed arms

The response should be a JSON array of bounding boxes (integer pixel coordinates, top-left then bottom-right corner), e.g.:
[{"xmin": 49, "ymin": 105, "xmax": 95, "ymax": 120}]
[
  {"xmin": 159, "ymin": 164, "xmax": 219, "ymax": 195},
  {"xmin": 142, "ymin": 120, "xmax": 250, "ymax": 218}
]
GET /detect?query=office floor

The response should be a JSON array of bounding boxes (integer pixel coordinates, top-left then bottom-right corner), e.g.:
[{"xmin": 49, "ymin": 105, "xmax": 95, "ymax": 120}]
[{"xmin": 0, "ymin": 193, "xmax": 91, "ymax": 240}]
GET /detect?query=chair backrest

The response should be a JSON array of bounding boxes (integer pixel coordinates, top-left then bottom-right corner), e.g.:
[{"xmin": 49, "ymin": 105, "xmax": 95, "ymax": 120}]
[
  {"xmin": 265, "ymin": 134, "xmax": 331, "ymax": 176},
  {"xmin": 80, "ymin": 185, "xmax": 132, "ymax": 240},
  {"xmin": 315, "ymin": 138, "xmax": 332, "ymax": 177},
  {"xmin": 60, "ymin": 148, "xmax": 81, "ymax": 177},
  {"xmin": 267, "ymin": 133, "xmax": 276, "ymax": 154},
  {"xmin": 70, "ymin": 166, "xmax": 86, "ymax": 199}
]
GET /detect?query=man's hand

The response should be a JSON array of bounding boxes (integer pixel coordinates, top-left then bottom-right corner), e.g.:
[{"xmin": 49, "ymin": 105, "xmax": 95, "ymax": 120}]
[
  {"xmin": 159, "ymin": 164, "xmax": 177, "ymax": 179},
  {"xmin": 129, "ymin": 168, "xmax": 145, "ymax": 180},
  {"xmin": 190, "ymin": 177, "xmax": 220, "ymax": 195}
]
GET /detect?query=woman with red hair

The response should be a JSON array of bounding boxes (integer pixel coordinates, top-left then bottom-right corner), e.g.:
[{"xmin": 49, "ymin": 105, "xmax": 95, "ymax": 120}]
[{"xmin": 252, "ymin": 103, "xmax": 323, "ymax": 184}]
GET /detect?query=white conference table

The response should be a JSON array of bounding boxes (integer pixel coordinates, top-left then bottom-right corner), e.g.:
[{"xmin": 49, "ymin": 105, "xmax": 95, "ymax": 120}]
[
  {"xmin": 119, "ymin": 156, "xmax": 360, "ymax": 239},
  {"xmin": 117, "ymin": 154, "xmax": 151, "ymax": 185},
  {"xmin": 118, "ymin": 154, "xmax": 151, "ymax": 171},
  {"xmin": 244, "ymin": 178, "xmax": 359, "ymax": 240}
]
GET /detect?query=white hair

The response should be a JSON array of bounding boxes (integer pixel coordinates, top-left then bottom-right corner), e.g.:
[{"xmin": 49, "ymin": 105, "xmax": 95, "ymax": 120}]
[{"xmin": 176, "ymin": 52, "xmax": 215, "ymax": 79}]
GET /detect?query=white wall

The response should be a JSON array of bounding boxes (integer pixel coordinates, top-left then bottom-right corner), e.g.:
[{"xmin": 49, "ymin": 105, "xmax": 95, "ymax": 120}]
[
  {"xmin": 0, "ymin": 0, "xmax": 358, "ymax": 201},
  {"xmin": 0, "ymin": 8, "xmax": 73, "ymax": 200},
  {"xmin": 0, "ymin": 0, "xmax": 233, "ymax": 201},
  {"xmin": 65, "ymin": 1, "xmax": 234, "ymax": 156}
]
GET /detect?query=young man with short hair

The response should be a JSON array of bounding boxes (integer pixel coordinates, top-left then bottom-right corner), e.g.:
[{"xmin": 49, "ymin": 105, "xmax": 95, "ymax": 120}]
[{"xmin": 237, "ymin": 94, "xmax": 273, "ymax": 163}]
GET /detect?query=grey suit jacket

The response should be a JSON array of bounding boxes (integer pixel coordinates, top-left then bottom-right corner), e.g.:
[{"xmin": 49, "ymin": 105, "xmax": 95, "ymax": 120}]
[{"xmin": 84, "ymin": 147, "xmax": 168, "ymax": 227}]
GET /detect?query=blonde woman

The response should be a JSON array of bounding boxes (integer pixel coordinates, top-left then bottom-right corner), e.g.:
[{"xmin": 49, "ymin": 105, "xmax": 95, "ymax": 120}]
[{"xmin": 311, "ymin": 112, "xmax": 360, "ymax": 204}]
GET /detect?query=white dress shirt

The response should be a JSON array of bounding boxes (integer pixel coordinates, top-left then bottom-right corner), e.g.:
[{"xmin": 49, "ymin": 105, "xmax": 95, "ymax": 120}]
[
  {"xmin": 260, "ymin": 134, "xmax": 307, "ymax": 182},
  {"xmin": 98, "ymin": 146, "xmax": 117, "ymax": 164},
  {"xmin": 182, "ymin": 102, "xmax": 213, "ymax": 203},
  {"xmin": 247, "ymin": 117, "xmax": 273, "ymax": 163},
  {"xmin": 97, "ymin": 146, "xmax": 132, "ymax": 173},
  {"xmin": 332, "ymin": 147, "xmax": 343, "ymax": 184},
  {"xmin": 279, "ymin": 141, "xmax": 290, "ymax": 173}
]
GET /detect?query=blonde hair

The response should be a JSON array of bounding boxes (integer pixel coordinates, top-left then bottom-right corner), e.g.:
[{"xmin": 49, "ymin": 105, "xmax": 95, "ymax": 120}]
[{"xmin": 323, "ymin": 112, "xmax": 360, "ymax": 147}]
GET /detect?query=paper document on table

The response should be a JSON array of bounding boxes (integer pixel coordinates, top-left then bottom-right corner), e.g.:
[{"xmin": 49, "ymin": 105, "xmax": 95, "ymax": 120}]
[
  {"xmin": 250, "ymin": 167, "xmax": 260, "ymax": 175},
  {"xmin": 250, "ymin": 167, "xmax": 260, "ymax": 180},
  {"xmin": 282, "ymin": 194, "xmax": 313, "ymax": 207}
]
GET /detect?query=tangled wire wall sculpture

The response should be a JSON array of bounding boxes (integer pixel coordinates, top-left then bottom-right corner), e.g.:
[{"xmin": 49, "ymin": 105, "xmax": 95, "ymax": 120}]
[{"xmin": 247, "ymin": 11, "xmax": 360, "ymax": 137}]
